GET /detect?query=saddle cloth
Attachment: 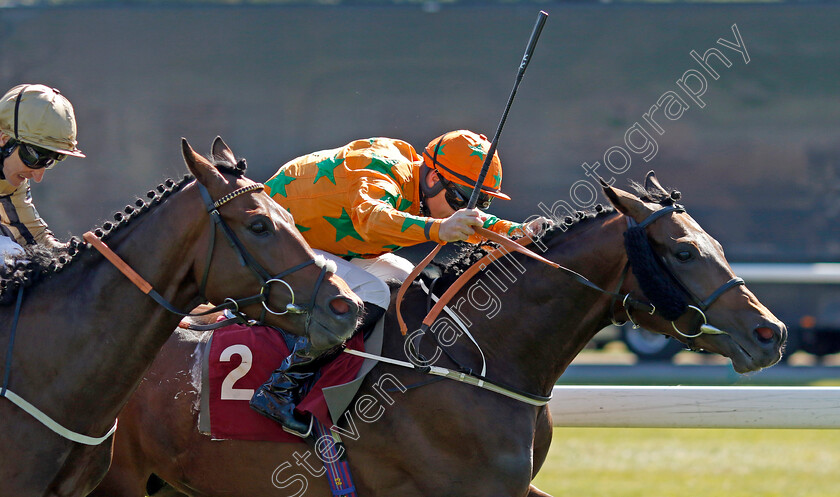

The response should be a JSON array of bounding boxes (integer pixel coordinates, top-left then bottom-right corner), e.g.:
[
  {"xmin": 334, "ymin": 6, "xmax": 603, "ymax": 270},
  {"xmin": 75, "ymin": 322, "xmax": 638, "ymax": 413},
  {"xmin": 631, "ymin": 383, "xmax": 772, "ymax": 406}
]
[{"xmin": 198, "ymin": 320, "xmax": 383, "ymax": 444}]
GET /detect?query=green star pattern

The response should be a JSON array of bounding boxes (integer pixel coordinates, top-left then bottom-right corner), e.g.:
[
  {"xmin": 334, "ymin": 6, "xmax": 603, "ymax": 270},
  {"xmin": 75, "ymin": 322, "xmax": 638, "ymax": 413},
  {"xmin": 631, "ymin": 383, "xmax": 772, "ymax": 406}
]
[
  {"xmin": 380, "ymin": 188, "xmax": 412, "ymax": 212},
  {"xmin": 265, "ymin": 170, "xmax": 296, "ymax": 197},
  {"xmin": 401, "ymin": 215, "xmax": 426, "ymax": 233},
  {"xmin": 314, "ymin": 156, "xmax": 343, "ymax": 185},
  {"xmin": 365, "ymin": 155, "xmax": 399, "ymax": 181},
  {"xmin": 383, "ymin": 244, "xmax": 402, "ymax": 251},
  {"xmin": 379, "ymin": 190, "xmax": 399, "ymax": 208},
  {"xmin": 468, "ymin": 143, "xmax": 486, "ymax": 159},
  {"xmin": 493, "ymin": 173, "xmax": 501, "ymax": 188},
  {"xmin": 324, "ymin": 208, "xmax": 364, "ymax": 242}
]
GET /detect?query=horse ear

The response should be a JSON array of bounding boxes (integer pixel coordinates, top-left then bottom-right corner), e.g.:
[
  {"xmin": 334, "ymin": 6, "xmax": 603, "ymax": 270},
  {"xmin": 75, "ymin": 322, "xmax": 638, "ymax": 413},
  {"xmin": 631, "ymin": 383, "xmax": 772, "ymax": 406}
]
[
  {"xmin": 211, "ymin": 136, "xmax": 236, "ymax": 165},
  {"xmin": 603, "ymin": 182, "xmax": 655, "ymax": 221},
  {"xmin": 599, "ymin": 176, "xmax": 630, "ymax": 215},
  {"xmin": 643, "ymin": 170, "xmax": 668, "ymax": 196},
  {"xmin": 182, "ymin": 138, "xmax": 225, "ymax": 186}
]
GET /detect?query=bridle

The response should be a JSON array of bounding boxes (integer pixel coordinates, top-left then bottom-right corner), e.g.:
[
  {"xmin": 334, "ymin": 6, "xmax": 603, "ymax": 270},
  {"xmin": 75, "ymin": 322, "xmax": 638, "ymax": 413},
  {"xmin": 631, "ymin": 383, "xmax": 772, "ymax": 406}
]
[
  {"xmin": 85, "ymin": 180, "xmax": 334, "ymax": 329},
  {"xmin": 618, "ymin": 204, "xmax": 745, "ymax": 338},
  {"xmin": 375, "ymin": 201, "xmax": 747, "ymax": 407},
  {"xmin": 0, "ymin": 177, "xmax": 336, "ymax": 446},
  {"xmin": 193, "ymin": 181, "xmax": 332, "ymax": 326}
]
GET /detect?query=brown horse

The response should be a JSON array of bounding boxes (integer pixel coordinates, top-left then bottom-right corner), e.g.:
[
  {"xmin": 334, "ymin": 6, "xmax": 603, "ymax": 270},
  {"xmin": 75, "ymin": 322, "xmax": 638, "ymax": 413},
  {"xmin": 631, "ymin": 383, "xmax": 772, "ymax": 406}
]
[
  {"xmin": 0, "ymin": 138, "xmax": 361, "ymax": 497},
  {"xmin": 92, "ymin": 173, "xmax": 786, "ymax": 497}
]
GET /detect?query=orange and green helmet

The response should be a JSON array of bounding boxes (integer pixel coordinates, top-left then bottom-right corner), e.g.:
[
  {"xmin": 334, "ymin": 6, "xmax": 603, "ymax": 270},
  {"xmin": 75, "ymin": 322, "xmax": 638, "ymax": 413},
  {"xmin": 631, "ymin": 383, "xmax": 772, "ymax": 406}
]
[{"xmin": 422, "ymin": 130, "xmax": 511, "ymax": 202}]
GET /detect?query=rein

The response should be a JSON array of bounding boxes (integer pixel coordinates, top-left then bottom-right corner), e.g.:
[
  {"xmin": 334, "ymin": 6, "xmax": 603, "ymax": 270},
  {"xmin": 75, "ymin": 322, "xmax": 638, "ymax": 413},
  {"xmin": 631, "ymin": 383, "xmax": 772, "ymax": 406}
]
[
  {"xmin": 374, "ymin": 203, "xmax": 746, "ymax": 407},
  {"xmin": 0, "ymin": 180, "xmax": 332, "ymax": 446},
  {"xmin": 85, "ymin": 182, "xmax": 332, "ymax": 328},
  {"xmin": 1, "ymin": 287, "xmax": 119, "ymax": 445}
]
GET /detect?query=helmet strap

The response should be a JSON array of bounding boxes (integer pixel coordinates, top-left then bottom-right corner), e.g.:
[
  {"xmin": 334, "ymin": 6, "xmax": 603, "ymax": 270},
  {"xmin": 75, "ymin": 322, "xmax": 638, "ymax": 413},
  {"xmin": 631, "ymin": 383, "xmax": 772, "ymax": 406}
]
[
  {"xmin": 0, "ymin": 140, "xmax": 16, "ymax": 181},
  {"xmin": 3, "ymin": 84, "xmax": 28, "ymax": 181},
  {"xmin": 13, "ymin": 85, "xmax": 29, "ymax": 141},
  {"xmin": 419, "ymin": 163, "xmax": 445, "ymax": 199}
]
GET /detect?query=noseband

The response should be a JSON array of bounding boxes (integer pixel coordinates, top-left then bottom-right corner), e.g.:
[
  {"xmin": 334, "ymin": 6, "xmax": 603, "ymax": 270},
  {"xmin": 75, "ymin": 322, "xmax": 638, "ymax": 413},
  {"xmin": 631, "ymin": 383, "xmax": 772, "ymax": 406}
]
[
  {"xmin": 622, "ymin": 204, "xmax": 745, "ymax": 338},
  {"xmin": 0, "ymin": 179, "xmax": 335, "ymax": 447},
  {"xmin": 194, "ymin": 182, "xmax": 332, "ymax": 326},
  {"xmin": 85, "ymin": 180, "xmax": 334, "ymax": 329}
]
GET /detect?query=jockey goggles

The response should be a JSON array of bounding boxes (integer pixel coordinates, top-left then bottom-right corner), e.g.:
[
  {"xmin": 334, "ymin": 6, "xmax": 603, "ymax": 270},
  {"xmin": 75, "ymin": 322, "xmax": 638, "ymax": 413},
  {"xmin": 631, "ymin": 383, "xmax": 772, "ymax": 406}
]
[
  {"xmin": 438, "ymin": 174, "xmax": 492, "ymax": 211},
  {"xmin": 7, "ymin": 139, "xmax": 66, "ymax": 169}
]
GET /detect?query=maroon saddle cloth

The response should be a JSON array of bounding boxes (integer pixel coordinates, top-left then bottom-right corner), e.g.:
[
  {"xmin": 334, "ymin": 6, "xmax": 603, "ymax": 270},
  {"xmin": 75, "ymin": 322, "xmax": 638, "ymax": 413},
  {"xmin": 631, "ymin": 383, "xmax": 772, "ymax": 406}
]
[{"xmin": 199, "ymin": 323, "xmax": 366, "ymax": 443}]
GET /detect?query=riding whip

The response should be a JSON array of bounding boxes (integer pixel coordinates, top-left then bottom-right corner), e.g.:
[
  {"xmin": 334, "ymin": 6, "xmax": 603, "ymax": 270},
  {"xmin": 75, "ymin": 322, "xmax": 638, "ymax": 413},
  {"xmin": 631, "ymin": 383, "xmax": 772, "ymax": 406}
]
[{"xmin": 468, "ymin": 10, "xmax": 548, "ymax": 209}]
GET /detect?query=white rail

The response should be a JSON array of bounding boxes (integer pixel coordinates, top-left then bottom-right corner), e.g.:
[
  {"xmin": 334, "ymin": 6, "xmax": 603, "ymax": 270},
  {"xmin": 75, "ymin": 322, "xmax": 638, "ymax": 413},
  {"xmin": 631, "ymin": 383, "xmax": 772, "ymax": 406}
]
[
  {"xmin": 550, "ymin": 386, "xmax": 840, "ymax": 429},
  {"xmin": 729, "ymin": 263, "xmax": 840, "ymax": 284}
]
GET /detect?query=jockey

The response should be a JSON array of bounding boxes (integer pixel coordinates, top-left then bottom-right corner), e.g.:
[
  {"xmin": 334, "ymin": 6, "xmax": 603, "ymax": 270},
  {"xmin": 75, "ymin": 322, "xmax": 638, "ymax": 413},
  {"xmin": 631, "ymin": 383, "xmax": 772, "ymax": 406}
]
[
  {"xmin": 0, "ymin": 84, "xmax": 84, "ymax": 259},
  {"xmin": 250, "ymin": 129, "xmax": 550, "ymax": 435}
]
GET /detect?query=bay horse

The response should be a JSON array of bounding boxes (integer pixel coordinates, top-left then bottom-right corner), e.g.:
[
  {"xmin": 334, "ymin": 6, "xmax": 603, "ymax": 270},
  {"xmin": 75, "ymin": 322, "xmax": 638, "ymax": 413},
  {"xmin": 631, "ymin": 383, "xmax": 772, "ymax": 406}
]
[
  {"xmin": 0, "ymin": 138, "xmax": 361, "ymax": 497},
  {"xmin": 92, "ymin": 172, "xmax": 786, "ymax": 497}
]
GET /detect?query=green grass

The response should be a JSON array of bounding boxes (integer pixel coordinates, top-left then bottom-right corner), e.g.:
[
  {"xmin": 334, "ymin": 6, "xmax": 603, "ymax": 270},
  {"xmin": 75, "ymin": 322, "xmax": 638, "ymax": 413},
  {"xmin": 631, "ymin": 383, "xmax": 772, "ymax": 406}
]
[{"xmin": 532, "ymin": 427, "xmax": 840, "ymax": 497}]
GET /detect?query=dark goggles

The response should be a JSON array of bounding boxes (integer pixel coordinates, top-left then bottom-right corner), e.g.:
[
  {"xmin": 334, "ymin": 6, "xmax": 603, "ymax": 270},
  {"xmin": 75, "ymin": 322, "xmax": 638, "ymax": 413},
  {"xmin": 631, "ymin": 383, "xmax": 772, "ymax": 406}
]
[
  {"xmin": 439, "ymin": 176, "xmax": 492, "ymax": 210},
  {"xmin": 11, "ymin": 140, "xmax": 66, "ymax": 170}
]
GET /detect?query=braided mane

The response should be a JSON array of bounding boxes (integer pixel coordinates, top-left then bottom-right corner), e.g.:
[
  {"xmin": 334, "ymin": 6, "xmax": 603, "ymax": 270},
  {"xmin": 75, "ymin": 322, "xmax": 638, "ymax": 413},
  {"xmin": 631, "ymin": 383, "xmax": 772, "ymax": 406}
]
[
  {"xmin": 426, "ymin": 183, "xmax": 681, "ymax": 294},
  {"xmin": 0, "ymin": 155, "xmax": 246, "ymax": 305},
  {"xmin": 432, "ymin": 202, "xmax": 617, "ymax": 287}
]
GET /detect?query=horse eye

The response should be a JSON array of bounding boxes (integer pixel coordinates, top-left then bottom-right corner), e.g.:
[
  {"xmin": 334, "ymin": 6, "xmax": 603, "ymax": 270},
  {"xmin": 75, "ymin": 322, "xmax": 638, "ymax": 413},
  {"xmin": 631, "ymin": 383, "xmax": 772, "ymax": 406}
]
[
  {"xmin": 249, "ymin": 220, "xmax": 268, "ymax": 235},
  {"xmin": 675, "ymin": 250, "xmax": 693, "ymax": 262}
]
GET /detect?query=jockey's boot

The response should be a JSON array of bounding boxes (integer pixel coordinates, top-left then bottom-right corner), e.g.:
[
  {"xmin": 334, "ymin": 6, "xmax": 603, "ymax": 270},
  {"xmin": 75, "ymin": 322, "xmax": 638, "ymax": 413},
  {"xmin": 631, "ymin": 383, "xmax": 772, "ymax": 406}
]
[
  {"xmin": 250, "ymin": 336, "xmax": 316, "ymax": 437},
  {"xmin": 250, "ymin": 303, "xmax": 385, "ymax": 436}
]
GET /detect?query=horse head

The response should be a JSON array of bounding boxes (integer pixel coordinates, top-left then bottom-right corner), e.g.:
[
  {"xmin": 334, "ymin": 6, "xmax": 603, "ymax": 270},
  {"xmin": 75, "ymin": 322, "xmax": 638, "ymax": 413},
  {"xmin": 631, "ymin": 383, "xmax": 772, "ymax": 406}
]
[
  {"xmin": 181, "ymin": 138, "xmax": 362, "ymax": 349},
  {"xmin": 603, "ymin": 171, "xmax": 786, "ymax": 373}
]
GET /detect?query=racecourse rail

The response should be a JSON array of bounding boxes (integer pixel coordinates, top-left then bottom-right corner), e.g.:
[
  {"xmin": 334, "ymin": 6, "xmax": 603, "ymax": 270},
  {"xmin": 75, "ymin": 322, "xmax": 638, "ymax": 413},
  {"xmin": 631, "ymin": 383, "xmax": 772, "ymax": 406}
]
[{"xmin": 549, "ymin": 386, "xmax": 840, "ymax": 429}]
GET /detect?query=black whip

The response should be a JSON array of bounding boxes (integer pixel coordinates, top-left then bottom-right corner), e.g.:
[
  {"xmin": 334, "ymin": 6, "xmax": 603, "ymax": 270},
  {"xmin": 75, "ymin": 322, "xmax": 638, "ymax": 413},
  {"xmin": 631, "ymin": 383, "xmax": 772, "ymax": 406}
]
[{"xmin": 468, "ymin": 10, "xmax": 548, "ymax": 209}]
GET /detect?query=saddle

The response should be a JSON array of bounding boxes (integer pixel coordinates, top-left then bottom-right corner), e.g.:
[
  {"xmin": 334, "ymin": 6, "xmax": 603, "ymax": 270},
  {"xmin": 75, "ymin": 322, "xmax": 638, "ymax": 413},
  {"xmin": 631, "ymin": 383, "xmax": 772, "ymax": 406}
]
[{"xmin": 195, "ymin": 317, "xmax": 384, "ymax": 444}]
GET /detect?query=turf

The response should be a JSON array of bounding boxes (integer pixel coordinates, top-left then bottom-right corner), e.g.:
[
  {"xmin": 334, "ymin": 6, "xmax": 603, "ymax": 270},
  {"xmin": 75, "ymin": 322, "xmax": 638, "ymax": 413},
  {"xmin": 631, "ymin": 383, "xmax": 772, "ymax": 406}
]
[{"xmin": 532, "ymin": 427, "xmax": 840, "ymax": 497}]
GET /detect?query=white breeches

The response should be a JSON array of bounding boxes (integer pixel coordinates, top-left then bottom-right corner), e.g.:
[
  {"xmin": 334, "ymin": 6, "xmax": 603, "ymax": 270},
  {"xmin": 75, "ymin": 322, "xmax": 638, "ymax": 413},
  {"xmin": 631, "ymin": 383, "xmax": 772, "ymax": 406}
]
[{"xmin": 313, "ymin": 250, "xmax": 415, "ymax": 309}]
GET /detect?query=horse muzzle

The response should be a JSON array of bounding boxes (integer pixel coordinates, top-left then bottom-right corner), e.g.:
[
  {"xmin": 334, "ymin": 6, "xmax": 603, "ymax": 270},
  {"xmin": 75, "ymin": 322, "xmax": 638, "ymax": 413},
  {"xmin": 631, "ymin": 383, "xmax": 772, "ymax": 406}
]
[{"xmin": 306, "ymin": 295, "xmax": 360, "ymax": 351}]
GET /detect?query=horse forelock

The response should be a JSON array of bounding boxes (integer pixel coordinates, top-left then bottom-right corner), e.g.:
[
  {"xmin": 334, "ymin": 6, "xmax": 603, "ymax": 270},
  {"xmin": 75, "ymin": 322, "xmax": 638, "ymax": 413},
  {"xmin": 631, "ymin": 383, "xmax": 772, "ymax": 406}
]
[
  {"xmin": 209, "ymin": 156, "xmax": 247, "ymax": 178},
  {"xmin": 628, "ymin": 180, "xmax": 682, "ymax": 205},
  {"xmin": 0, "ymin": 175, "xmax": 194, "ymax": 305}
]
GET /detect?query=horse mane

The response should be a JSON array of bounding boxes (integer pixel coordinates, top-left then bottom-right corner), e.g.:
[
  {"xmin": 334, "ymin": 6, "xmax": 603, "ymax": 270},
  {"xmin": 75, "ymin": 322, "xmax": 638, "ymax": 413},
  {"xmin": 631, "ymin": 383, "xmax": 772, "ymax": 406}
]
[
  {"xmin": 0, "ymin": 155, "xmax": 244, "ymax": 305},
  {"xmin": 428, "ymin": 182, "xmax": 682, "ymax": 288}
]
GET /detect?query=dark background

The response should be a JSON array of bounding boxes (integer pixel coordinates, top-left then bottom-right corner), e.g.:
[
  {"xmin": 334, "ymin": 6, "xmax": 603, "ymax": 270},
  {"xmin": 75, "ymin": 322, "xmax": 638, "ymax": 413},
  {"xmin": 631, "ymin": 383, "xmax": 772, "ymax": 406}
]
[{"xmin": 1, "ymin": 2, "xmax": 837, "ymax": 262}]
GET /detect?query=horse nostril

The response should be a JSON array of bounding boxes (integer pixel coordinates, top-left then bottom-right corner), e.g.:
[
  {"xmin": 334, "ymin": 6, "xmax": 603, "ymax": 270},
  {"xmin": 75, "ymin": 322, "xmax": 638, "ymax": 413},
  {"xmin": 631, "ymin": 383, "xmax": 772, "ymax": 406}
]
[
  {"xmin": 755, "ymin": 326, "xmax": 775, "ymax": 344},
  {"xmin": 329, "ymin": 297, "xmax": 352, "ymax": 316}
]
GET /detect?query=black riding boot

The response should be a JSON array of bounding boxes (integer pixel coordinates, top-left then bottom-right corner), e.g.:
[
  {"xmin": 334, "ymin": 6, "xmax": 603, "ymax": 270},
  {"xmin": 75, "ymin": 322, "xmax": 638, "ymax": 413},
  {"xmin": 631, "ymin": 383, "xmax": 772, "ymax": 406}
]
[
  {"xmin": 250, "ymin": 336, "xmax": 317, "ymax": 437},
  {"xmin": 249, "ymin": 303, "xmax": 386, "ymax": 437}
]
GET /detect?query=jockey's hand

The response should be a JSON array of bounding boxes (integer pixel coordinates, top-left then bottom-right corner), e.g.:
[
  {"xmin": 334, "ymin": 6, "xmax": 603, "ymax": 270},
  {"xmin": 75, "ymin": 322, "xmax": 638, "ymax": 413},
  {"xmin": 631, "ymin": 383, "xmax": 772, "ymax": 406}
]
[
  {"xmin": 439, "ymin": 208, "xmax": 484, "ymax": 242},
  {"xmin": 523, "ymin": 216, "xmax": 554, "ymax": 238},
  {"xmin": 511, "ymin": 216, "xmax": 554, "ymax": 239}
]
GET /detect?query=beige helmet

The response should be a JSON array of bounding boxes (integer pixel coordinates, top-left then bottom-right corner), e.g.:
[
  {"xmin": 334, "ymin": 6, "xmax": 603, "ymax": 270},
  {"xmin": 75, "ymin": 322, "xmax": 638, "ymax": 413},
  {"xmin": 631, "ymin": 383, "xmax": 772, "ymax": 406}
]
[{"xmin": 0, "ymin": 84, "xmax": 84, "ymax": 157}]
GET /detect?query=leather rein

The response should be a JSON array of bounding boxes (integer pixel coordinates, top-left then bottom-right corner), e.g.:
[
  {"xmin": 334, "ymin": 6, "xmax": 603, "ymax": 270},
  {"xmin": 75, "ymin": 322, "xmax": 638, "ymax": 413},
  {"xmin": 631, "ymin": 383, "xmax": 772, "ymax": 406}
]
[
  {"xmin": 84, "ymin": 181, "xmax": 332, "ymax": 329},
  {"xmin": 0, "ymin": 180, "xmax": 331, "ymax": 446},
  {"xmin": 374, "ymin": 204, "xmax": 745, "ymax": 407}
]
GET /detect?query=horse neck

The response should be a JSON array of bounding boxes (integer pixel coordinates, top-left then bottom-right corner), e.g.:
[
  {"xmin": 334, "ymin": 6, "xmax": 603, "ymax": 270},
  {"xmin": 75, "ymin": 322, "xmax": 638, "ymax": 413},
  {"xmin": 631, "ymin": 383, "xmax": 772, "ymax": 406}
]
[
  {"xmin": 9, "ymin": 184, "xmax": 207, "ymax": 431},
  {"xmin": 456, "ymin": 212, "xmax": 629, "ymax": 396}
]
